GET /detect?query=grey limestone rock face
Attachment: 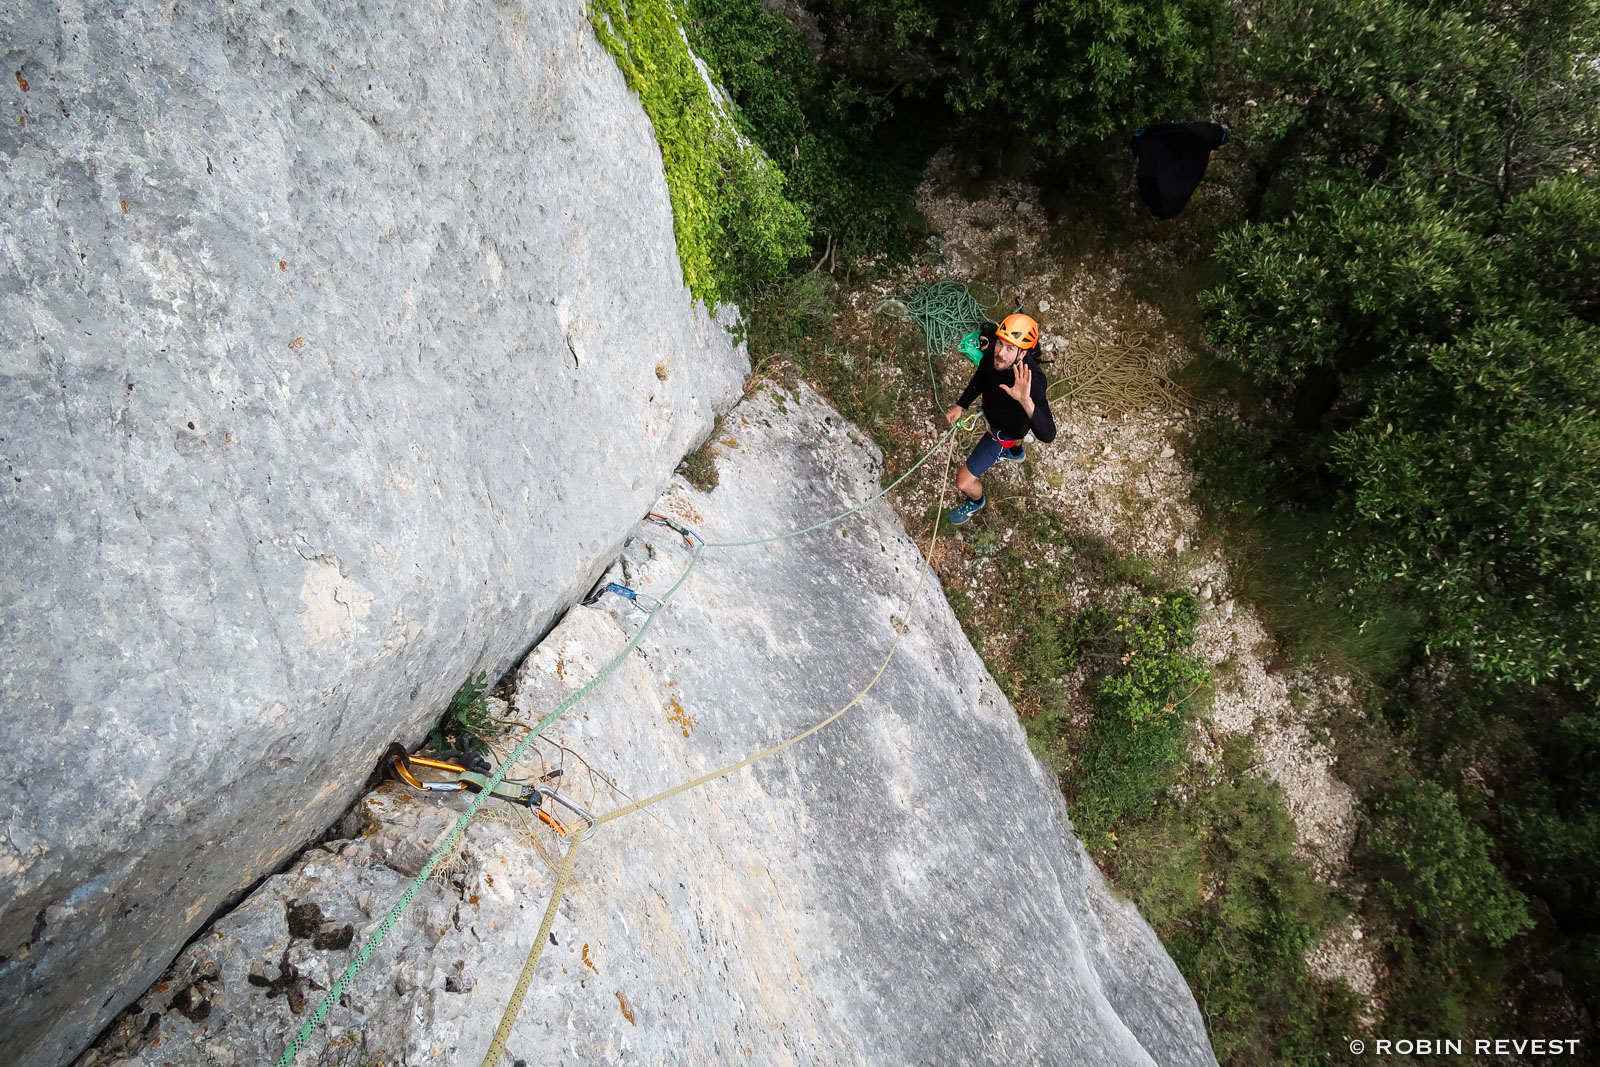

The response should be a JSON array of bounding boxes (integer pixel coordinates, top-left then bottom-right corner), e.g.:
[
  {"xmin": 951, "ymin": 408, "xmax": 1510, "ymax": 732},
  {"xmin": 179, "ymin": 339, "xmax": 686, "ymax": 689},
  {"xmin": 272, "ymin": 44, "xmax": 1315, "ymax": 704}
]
[
  {"xmin": 93, "ymin": 385, "xmax": 1217, "ymax": 1067},
  {"xmin": 0, "ymin": 2, "xmax": 744, "ymax": 1064}
]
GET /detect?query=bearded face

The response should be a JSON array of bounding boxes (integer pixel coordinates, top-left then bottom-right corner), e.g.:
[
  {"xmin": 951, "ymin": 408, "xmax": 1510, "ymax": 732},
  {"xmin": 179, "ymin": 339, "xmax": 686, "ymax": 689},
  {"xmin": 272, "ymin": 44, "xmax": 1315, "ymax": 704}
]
[{"xmin": 994, "ymin": 338, "xmax": 1023, "ymax": 370}]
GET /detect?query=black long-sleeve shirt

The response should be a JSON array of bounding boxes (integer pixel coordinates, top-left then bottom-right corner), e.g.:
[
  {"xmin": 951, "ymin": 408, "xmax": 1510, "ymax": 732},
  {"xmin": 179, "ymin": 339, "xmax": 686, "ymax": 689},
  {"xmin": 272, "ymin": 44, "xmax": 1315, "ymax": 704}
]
[{"xmin": 955, "ymin": 327, "xmax": 1056, "ymax": 443}]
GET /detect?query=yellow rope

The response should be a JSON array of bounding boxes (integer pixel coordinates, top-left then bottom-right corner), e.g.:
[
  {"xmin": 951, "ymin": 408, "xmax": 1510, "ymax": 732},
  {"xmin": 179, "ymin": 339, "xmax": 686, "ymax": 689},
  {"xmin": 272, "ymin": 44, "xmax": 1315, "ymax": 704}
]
[
  {"xmin": 478, "ymin": 335, "xmax": 1184, "ymax": 1060},
  {"xmin": 477, "ymin": 430, "xmax": 962, "ymax": 1065},
  {"xmin": 480, "ymin": 824, "xmax": 587, "ymax": 1066},
  {"xmin": 941, "ymin": 333, "xmax": 1195, "ymax": 452},
  {"xmin": 1047, "ymin": 332, "xmax": 1200, "ymax": 420}
]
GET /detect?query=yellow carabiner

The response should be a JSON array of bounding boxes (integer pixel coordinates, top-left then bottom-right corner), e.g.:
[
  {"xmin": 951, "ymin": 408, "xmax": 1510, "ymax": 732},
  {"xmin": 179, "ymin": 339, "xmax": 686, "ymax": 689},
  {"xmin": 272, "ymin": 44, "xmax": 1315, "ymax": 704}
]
[{"xmin": 390, "ymin": 753, "xmax": 469, "ymax": 792}]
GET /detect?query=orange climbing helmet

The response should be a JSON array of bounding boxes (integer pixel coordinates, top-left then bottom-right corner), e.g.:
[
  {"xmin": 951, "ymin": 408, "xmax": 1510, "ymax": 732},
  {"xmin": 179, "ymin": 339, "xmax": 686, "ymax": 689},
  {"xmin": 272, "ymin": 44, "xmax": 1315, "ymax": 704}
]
[{"xmin": 995, "ymin": 313, "xmax": 1039, "ymax": 350}]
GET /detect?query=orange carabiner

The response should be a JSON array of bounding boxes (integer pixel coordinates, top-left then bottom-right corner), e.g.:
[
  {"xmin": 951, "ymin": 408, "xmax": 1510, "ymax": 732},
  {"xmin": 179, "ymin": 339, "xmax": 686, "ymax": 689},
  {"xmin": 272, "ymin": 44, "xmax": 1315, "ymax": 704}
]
[{"xmin": 390, "ymin": 753, "xmax": 468, "ymax": 792}]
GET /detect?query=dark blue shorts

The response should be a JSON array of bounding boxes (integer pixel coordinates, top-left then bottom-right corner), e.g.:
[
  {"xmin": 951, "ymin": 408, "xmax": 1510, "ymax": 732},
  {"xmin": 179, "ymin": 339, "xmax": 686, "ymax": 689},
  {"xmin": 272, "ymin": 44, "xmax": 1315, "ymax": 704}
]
[{"xmin": 963, "ymin": 432, "xmax": 1018, "ymax": 477}]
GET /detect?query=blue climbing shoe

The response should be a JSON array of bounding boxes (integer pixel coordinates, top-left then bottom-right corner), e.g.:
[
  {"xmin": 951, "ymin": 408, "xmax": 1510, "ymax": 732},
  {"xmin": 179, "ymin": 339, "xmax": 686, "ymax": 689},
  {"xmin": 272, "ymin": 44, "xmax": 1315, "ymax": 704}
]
[
  {"xmin": 949, "ymin": 494, "xmax": 986, "ymax": 526},
  {"xmin": 999, "ymin": 443, "xmax": 1026, "ymax": 462}
]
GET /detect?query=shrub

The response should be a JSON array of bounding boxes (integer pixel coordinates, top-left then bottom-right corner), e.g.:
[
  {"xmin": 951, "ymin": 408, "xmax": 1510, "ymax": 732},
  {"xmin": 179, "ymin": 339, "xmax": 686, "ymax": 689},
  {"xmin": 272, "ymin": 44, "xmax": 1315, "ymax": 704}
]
[
  {"xmin": 1069, "ymin": 589, "xmax": 1210, "ymax": 839},
  {"xmin": 1363, "ymin": 781, "xmax": 1532, "ymax": 949},
  {"xmin": 1072, "ymin": 708, "xmax": 1188, "ymax": 842},
  {"xmin": 1093, "ymin": 591, "xmax": 1209, "ymax": 726},
  {"xmin": 426, "ymin": 672, "xmax": 495, "ymax": 756},
  {"xmin": 1102, "ymin": 736, "xmax": 1360, "ymax": 1066}
]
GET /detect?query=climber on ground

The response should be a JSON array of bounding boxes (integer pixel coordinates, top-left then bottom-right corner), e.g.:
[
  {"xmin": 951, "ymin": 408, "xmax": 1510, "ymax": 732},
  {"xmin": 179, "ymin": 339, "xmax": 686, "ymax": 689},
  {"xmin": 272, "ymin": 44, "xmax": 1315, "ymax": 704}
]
[{"xmin": 943, "ymin": 313, "xmax": 1056, "ymax": 526}]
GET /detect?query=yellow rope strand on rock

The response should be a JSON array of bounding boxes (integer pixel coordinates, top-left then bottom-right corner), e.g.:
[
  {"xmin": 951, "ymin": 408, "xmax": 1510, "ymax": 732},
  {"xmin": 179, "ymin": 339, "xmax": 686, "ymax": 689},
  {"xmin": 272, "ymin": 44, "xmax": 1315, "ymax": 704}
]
[
  {"xmin": 479, "ymin": 823, "xmax": 587, "ymax": 1067},
  {"xmin": 478, "ymin": 429, "xmax": 962, "ymax": 1065},
  {"xmin": 277, "ymin": 421, "xmax": 973, "ymax": 1067}
]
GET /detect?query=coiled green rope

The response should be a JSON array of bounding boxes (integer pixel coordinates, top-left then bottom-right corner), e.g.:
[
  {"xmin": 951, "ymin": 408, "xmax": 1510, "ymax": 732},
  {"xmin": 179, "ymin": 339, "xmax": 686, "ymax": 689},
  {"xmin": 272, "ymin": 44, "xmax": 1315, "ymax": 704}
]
[
  {"xmin": 903, "ymin": 280, "xmax": 987, "ymax": 355},
  {"xmin": 879, "ymin": 280, "xmax": 1007, "ymax": 413}
]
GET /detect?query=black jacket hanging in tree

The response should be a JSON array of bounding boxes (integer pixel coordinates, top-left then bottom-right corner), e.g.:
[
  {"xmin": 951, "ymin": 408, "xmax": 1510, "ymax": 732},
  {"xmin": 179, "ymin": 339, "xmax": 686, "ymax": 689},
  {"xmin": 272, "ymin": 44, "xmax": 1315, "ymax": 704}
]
[{"xmin": 1130, "ymin": 122, "xmax": 1228, "ymax": 219}]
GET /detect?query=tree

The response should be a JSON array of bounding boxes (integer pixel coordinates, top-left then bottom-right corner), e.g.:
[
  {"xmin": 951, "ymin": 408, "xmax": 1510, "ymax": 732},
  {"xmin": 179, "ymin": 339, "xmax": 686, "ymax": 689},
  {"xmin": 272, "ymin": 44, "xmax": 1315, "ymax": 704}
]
[
  {"xmin": 805, "ymin": 0, "xmax": 1229, "ymax": 159},
  {"xmin": 1365, "ymin": 781, "xmax": 1532, "ymax": 948},
  {"xmin": 1231, "ymin": 0, "xmax": 1600, "ymax": 219},
  {"xmin": 1198, "ymin": 0, "xmax": 1600, "ymax": 1035},
  {"xmin": 1331, "ymin": 317, "xmax": 1600, "ymax": 690},
  {"xmin": 1201, "ymin": 180, "xmax": 1493, "ymax": 388},
  {"xmin": 1203, "ymin": 171, "xmax": 1600, "ymax": 690}
]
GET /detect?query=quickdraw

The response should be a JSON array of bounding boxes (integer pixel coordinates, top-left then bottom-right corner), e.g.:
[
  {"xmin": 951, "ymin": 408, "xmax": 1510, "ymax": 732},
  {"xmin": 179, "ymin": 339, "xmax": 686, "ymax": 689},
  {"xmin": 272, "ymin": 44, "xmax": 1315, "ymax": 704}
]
[
  {"xmin": 582, "ymin": 581, "xmax": 665, "ymax": 613},
  {"xmin": 387, "ymin": 751, "xmax": 598, "ymax": 838},
  {"xmin": 645, "ymin": 511, "xmax": 704, "ymax": 551}
]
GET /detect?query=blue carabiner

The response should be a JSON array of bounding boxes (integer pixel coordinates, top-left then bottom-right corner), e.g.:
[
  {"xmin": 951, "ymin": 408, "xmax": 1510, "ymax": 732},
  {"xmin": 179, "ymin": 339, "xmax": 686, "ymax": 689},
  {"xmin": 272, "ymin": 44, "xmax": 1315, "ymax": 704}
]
[{"xmin": 583, "ymin": 581, "xmax": 664, "ymax": 613}]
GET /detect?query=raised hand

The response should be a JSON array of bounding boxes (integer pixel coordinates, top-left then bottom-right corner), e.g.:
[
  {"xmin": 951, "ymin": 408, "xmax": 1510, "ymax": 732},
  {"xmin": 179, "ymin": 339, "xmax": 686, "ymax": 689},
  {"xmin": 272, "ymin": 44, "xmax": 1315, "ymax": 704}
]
[{"xmin": 999, "ymin": 360, "xmax": 1032, "ymax": 406}]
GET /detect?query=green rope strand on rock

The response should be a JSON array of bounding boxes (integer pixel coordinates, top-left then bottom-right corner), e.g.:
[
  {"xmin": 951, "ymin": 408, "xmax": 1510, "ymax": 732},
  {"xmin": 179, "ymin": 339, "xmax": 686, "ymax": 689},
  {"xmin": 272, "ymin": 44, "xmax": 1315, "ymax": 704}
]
[
  {"xmin": 273, "ymin": 555, "xmax": 702, "ymax": 1067},
  {"xmin": 703, "ymin": 423, "xmax": 958, "ymax": 548},
  {"xmin": 275, "ymin": 420, "xmax": 966, "ymax": 1066}
]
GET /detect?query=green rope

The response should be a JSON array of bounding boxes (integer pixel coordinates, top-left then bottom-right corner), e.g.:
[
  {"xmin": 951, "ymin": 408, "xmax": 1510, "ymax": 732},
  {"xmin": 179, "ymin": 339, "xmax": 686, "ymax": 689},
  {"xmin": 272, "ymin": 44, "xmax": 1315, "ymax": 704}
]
[
  {"xmin": 928, "ymin": 348, "xmax": 948, "ymax": 412},
  {"xmin": 277, "ymin": 419, "xmax": 969, "ymax": 1065},
  {"xmin": 274, "ymin": 555, "xmax": 701, "ymax": 1067},
  {"xmin": 903, "ymin": 280, "xmax": 986, "ymax": 356},
  {"xmin": 885, "ymin": 280, "xmax": 1013, "ymax": 416}
]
